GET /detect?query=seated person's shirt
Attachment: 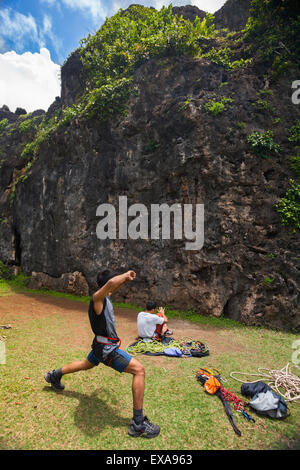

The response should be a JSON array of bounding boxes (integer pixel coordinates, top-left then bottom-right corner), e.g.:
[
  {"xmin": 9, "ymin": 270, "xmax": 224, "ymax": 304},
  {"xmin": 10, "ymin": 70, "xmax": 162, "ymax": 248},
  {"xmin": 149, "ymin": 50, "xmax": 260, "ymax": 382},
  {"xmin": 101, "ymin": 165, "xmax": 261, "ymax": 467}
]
[{"xmin": 137, "ymin": 311, "xmax": 165, "ymax": 339}]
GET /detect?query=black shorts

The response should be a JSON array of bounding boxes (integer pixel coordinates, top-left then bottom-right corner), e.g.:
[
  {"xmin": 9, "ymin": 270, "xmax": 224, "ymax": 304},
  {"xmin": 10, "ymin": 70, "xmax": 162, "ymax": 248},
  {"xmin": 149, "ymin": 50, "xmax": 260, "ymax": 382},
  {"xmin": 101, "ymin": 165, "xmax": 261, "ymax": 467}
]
[{"xmin": 87, "ymin": 348, "xmax": 132, "ymax": 373}]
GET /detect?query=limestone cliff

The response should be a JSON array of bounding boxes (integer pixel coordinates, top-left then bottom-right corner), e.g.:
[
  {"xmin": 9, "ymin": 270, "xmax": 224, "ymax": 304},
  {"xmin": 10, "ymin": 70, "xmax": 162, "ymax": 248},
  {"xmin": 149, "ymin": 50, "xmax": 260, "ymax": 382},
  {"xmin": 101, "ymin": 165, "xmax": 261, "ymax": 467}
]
[{"xmin": 0, "ymin": 1, "xmax": 299, "ymax": 330}]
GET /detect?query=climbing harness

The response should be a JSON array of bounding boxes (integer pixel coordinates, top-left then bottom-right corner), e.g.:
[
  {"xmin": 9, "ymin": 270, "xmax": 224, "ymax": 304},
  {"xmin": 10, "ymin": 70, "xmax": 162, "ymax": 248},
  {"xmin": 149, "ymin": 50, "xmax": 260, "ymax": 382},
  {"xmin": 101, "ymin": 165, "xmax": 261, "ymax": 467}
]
[
  {"xmin": 96, "ymin": 335, "xmax": 121, "ymax": 368},
  {"xmin": 230, "ymin": 363, "xmax": 300, "ymax": 402},
  {"xmin": 219, "ymin": 387, "xmax": 248, "ymax": 412},
  {"xmin": 96, "ymin": 335, "xmax": 121, "ymax": 347}
]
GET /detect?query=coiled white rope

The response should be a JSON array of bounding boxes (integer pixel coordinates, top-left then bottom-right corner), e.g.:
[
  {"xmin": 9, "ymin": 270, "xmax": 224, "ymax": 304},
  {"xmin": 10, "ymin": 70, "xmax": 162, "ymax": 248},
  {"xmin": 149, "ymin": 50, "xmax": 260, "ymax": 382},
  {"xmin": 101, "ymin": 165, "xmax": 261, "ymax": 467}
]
[{"xmin": 230, "ymin": 363, "xmax": 300, "ymax": 402}]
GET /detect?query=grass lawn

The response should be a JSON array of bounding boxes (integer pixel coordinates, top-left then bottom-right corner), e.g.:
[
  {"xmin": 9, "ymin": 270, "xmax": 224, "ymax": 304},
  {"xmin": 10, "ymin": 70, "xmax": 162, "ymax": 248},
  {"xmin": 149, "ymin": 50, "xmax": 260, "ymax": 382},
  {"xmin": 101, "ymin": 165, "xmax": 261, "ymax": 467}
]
[{"xmin": 0, "ymin": 276, "xmax": 299, "ymax": 450}]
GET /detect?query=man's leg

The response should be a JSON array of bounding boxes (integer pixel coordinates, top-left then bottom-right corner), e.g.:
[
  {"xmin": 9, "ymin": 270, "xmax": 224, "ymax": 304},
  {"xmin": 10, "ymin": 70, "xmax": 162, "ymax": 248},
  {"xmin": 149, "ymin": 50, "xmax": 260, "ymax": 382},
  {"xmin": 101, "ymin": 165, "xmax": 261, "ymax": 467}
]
[
  {"xmin": 124, "ymin": 358, "xmax": 145, "ymax": 410},
  {"xmin": 124, "ymin": 357, "xmax": 160, "ymax": 438},
  {"xmin": 62, "ymin": 359, "xmax": 95, "ymax": 375},
  {"xmin": 45, "ymin": 357, "xmax": 96, "ymax": 391}
]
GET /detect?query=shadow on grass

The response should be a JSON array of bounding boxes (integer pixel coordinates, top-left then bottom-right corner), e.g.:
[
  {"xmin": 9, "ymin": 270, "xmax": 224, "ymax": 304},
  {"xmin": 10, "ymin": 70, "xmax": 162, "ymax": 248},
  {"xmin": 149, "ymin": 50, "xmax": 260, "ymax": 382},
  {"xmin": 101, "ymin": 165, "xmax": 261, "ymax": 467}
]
[
  {"xmin": 0, "ymin": 437, "xmax": 22, "ymax": 450},
  {"xmin": 272, "ymin": 438, "xmax": 300, "ymax": 450},
  {"xmin": 42, "ymin": 386, "xmax": 129, "ymax": 436}
]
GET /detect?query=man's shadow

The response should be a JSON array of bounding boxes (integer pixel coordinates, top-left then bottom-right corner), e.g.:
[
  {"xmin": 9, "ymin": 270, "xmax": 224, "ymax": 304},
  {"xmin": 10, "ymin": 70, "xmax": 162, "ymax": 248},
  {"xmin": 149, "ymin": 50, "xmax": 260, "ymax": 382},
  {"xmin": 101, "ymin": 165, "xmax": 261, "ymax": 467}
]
[{"xmin": 43, "ymin": 386, "xmax": 129, "ymax": 437}]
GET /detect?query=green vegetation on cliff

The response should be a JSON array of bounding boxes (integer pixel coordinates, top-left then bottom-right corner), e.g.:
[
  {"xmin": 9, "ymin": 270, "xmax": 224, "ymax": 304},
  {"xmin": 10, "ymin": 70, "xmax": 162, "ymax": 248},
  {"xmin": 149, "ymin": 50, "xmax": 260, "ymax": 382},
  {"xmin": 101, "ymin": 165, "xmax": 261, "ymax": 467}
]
[
  {"xmin": 276, "ymin": 179, "xmax": 300, "ymax": 231},
  {"xmin": 243, "ymin": 0, "xmax": 300, "ymax": 74},
  {"xmin": 78, "ymin": 4, "xmax": 215, "ymax": 120},
  {"xmin": 246, "ymin": 130, "xmax": 280, "ymax": 158}
]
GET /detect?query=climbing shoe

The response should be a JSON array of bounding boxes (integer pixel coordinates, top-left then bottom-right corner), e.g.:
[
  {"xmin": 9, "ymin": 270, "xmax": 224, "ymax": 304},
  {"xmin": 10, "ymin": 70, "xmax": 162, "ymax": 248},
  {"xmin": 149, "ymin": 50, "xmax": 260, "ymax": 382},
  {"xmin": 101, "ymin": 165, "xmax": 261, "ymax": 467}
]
[
  {"xmin": 164, "ymin": 329, "xmax": 173, "ymax": 336},
  {"xmin": 44, "ymin": 369, "xmax": 65, "ymax": 391},
  {"xmin": 128, "ymin": 416, "xmax": 160, "ymax": 438}
]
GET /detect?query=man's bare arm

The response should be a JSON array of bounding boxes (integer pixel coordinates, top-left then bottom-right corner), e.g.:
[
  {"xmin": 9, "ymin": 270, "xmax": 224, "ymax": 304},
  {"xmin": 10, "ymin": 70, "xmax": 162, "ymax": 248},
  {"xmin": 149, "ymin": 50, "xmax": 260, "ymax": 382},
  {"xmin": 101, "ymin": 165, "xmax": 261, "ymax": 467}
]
[
  {"xmin": 93, "ymin": 270, "xmax": 136, "ymax": 315},
  {"xmin": 158, "ymin": 306, "xmax": 168, "ymax": 323}
]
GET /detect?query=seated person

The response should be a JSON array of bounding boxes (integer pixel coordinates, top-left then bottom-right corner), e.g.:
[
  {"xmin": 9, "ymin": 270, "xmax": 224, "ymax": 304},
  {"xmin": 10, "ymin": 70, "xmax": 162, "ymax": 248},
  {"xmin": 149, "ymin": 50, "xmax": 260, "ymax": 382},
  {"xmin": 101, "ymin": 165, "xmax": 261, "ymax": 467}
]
[{"xmin": 137, "ymin": 301, "xmax": 173, "ymax": 341}]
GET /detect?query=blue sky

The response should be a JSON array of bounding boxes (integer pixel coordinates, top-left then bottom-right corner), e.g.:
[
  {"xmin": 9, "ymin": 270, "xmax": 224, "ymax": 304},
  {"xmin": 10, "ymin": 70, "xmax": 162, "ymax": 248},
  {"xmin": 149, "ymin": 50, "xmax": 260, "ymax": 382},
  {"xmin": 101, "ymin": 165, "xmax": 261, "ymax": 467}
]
[{"xmin": 0, "ymin": 0, "xmax": 226, "ymax": 112}]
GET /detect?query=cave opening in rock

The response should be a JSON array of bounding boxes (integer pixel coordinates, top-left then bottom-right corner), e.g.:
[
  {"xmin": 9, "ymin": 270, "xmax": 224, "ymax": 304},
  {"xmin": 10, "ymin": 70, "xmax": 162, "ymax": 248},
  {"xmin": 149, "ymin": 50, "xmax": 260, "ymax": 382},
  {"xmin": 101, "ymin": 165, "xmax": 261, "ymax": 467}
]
[
  {"xmin": 13, "ymin": 228, "xmax": 22, "ymax": 266},
  {"xmin": 222, "ymin": 296, "xmax": 241, "ymax": 322},
  {"xmin": 222, "ymin": 298, "xmax": 230, "ymax": 318}
]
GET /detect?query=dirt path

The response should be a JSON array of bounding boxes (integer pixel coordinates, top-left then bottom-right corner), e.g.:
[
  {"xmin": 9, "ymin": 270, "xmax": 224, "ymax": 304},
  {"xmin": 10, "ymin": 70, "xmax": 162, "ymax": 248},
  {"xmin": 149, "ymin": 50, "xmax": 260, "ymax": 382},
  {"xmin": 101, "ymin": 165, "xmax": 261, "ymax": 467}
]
[{"xmin": 0, "ymin": 292, "xmax": 246, "ymax": 358}]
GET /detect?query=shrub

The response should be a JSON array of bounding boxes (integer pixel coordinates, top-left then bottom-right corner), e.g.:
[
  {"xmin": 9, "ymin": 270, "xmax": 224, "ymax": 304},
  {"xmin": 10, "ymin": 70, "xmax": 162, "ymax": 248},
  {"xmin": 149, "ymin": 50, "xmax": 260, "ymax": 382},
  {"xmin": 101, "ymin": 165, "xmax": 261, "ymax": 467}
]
[
  {"xmin": 81, "ymin": 78, "xmax": 133, "ymax": 121},
  {"xmin": 143, "ymin": 141, "xmax": 160, "ymax": 153},
  {"xmin": 255, "ymin": 99, "xmax": 274, "ymax": 112},
  {"xmin": 243, "ymin": 0, "xmax": 300, "ymax": 74},
  {"xmin": 204, "ymin": 47, "xmax": 252, "ymax": 70},
  {"xmin": 204, "ymin": 47, "xmax": 232, "ymax": 68},
  {"xmin": 0, "ymin": 261, "xmax": 11, "ymax": 279},
  {"xmin": 236, "ymin": 121, "xmax": 246, "ymax": 129},
  {"xmin": 257, "ymin": 89, "xmax": 274, "ymax": 96},
  {"xmin": 20, "ymin": 113, "xmax": 61, "ymax": 160},
  {"xmin": 204, "ymin": 97, "xmax": 233, "ymax": 116},
  {"xmin": 247, "ymin": 130, "xmax": 280, "ymax": 158},
  {"xmin": 288, "ymin": 155, "xmax": 300, "ymax": 177},
  {"xmin": 263, "ymin": 276, "xmax": 274, "ymax": 284},
  {"xmin": 0, "ymin": 118, "xmax": 8, "ymax": 131},
  {"xmin": 61, "ymin": 104, "xmax": 83, "ymax": 125},
  {"xmin": 288, "ymin": 120, "xmax": 300, "ymax": 143},
  {"xmin": 19, "ymin": 117, "xmax": 37, "ymax": 133},
  {"xmin": 178, "ymin": 95, "xmax": 193, "ymax": 112},
  {"xmin": 21, "ymin": 141, "xmax": 36, "ymax": 160},
  {"xmin": 276, "ymin": 179, "xmax": 300, "ymax": 231}
]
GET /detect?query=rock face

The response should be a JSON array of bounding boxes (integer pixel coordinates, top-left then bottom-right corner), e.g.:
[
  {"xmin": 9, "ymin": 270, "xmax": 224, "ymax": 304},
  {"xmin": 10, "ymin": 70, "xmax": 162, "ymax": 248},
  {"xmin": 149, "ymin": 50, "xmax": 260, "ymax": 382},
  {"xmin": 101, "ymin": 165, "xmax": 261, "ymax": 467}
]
[
  {"xmin": 61, "ymin": 50, "xmax": 85, "ymax": 108},
  {"xmin": 172, "ymin": 5, "xmax": 207, "ymax": 23},
  {"xmin": 214, "ymin": 0, "xmax": 251, "ymax": 31},
  {"xmin": 27, "ymin": 271, "xmax": 89, "ymax": 296},
  {"xmin": 0, "ymin": 3, "xmax": 299, "ymax": 331},
  {"xmin": 172, "ymin": 0, "xmax": 251, "ymax": 31}
]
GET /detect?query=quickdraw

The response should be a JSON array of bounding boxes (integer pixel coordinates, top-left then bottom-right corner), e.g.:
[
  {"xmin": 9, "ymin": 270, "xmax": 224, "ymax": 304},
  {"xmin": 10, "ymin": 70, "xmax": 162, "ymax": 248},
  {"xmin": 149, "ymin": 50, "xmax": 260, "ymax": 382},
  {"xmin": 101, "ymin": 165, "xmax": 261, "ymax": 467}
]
[
  {"xmin": 219, "ymin": 387, "xmax": 248, "ymax": 412},
  {"xmin": 219, "ymin": 386, "xmax": 255, "ymax": 423},
  {"xmin": 239, "ymin": 409, "xmax": 256, "ymax": 423}
]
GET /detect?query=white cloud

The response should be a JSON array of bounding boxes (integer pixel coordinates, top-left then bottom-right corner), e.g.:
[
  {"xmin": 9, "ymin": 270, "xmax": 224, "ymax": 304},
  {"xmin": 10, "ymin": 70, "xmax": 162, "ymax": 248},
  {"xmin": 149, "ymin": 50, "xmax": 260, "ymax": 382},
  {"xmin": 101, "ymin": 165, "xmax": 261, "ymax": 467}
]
[
  {"xmin": 102, "ymin": 0, "xmax": 190, "ymax": 17},
  {"xmin": 0, "ymin": 7, "xmax": 63, "ymax": 63},
  {"xmin": 191, "ymin": 0, "xmax": 227, "ymax": 13},
  {"xmin": 41, "ymin": 14, "xmax": 64, "ymax": 62},
  {"xmin": 110, "ymin": 1, "xmax": 227, "ymax": 14},
  {"xmin": 98, "ymin": 1, "xmax": 227, "ymax": 19},
  {"xmin": 38, "ymin": 0, "xmax": 227, "ymax": 24},
  {"xmin": 0, "ymin": 48, "xmax": 61, "ymax": 113},
  {"xmin": 61, "ymin": 0, "xmax": 107, "ymax": 22},
  {"xmin": 0, "ymin": 8, "xmax": 39, "ymax": 52}
]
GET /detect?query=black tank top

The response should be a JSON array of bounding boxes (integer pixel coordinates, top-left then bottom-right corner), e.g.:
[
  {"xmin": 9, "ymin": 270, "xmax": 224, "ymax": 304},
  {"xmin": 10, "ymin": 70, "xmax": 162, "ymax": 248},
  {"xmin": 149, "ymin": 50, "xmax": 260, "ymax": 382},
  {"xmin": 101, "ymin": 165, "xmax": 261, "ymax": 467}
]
[
  {"xmin": 88, "ymin": 296, "xmax": 119, "ymax": 359},
  {"xmin": 88, "ymin": 297, "xmax": 107, "ymax": 335}
]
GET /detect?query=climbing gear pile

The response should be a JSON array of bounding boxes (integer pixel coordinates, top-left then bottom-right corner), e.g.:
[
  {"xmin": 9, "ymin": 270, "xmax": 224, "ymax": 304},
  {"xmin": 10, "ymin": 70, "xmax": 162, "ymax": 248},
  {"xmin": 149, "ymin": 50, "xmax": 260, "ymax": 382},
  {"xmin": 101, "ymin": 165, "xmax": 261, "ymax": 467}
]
[
  {"xmin": 126, "ymin": 339, "xmax": 209, "ymax": 357},
  {"xmin": 182, "ymin": 340, "xmax": 210, "ymax": 358},
  {"xmin": 230, "ymin": 363, "xmax": 300, "ymax": 402}
]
